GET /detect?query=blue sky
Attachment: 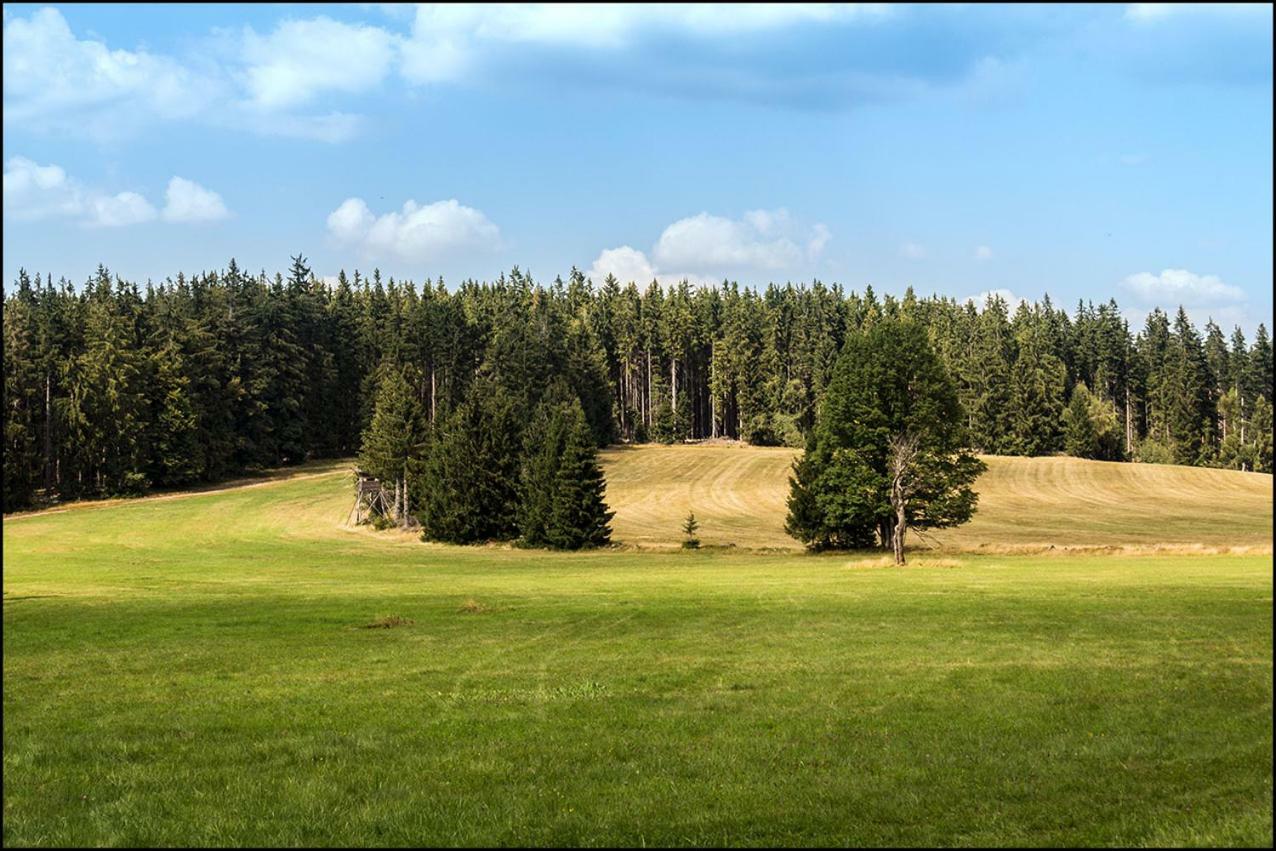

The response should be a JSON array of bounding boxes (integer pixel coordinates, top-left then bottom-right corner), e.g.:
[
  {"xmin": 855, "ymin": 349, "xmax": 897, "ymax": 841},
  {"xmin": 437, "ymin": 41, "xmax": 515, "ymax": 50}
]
[{"xmin": 3, "ymin": 3, "xmax": 1272, "ymax": 331}]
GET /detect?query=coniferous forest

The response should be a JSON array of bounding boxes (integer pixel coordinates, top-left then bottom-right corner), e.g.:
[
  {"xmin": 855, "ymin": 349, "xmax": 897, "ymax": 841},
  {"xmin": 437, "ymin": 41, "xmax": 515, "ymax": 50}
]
[{"xmin": 3, "ymin": 255, "xmax": 1273, "ymax": 518}]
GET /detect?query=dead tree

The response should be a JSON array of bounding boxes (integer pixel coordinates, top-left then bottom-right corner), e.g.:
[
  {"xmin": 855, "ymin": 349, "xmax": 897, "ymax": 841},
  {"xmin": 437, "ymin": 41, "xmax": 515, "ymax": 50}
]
[{"xmin": 888, "ymin": 433, "xmax": 921, "ymax": 565}]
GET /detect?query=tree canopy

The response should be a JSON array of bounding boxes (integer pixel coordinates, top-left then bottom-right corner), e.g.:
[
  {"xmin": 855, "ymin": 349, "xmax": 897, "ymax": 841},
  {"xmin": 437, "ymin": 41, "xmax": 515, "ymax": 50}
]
[
  {"xmin": 786, "ymin": 317, "xmax": 985, "ymax": 559},
  {"xmin": 3, "ymin": 260, "xmax": 1272, "ymax": 515}
]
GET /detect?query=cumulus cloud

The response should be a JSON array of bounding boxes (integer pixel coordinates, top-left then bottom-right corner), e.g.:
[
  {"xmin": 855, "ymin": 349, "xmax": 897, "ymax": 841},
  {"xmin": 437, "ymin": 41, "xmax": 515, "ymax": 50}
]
[
  {"xmin": 327, "ymin": 197, "xmax": 502, "ymax": 263},
  {"xmin": 589, "ymin": 245, "xmax": 659, "ymax": 286},
  {"xmin": 652, "ymin": 208, "xmax": 829, "ymax": 274},
  {"xmin": 86, "ymin": 192, "xmax": 157, "ymax": 228},
  {"xmin": 589, "ymin": 207, "xmax": 830, "ymax": 286},
  {"xmin": 2, "ymin": 156, "xmax": 83, "ymax": 220},
  {"xmin": 240, "ymin": 17, "xmax": 400, "ymax": 110},
  {"xmin": 1119, "ymin": 269, "xmax": 1255, "ymax": 331},
  {"xmin": 962, "ymin": 288, "xmax": 1027, "ymax": 311},
  {"xmin": 3, "ymin": 7, "xmax": 221, "ymax": 137},
  {"xmin": 162, "ymin": 177, "xmax": 230, "ymax": 223},
  {"xmin": 2, "ymin": 7, "xmax": 380, "ymax": 142},
  {"xmin": 4, "ymin": 156, "xmax": 226, "ymax": 228},
  {"xmin": 1120, "ymin": 268, "xmax": 1246, "ymax": 306}
]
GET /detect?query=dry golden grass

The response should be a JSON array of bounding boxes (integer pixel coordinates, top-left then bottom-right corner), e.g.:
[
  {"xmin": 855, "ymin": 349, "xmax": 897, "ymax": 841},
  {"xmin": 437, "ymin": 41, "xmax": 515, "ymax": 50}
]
[
  {"xmin": 9, "ymin": 447, "xmax": 1269, "ymax": 556},
  {"xmin": 600, "ymin": 444, "xmax": 1273, "ymax": 552}
]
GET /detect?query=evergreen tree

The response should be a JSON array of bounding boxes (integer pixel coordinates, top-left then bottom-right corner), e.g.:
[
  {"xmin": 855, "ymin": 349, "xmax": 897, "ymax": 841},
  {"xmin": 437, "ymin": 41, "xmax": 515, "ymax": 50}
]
[
  {"xmin": 517, "ymin": 397, "xmax": 570, "ymax": 546},
  {"xmin": 681, "ymin": 511, "xmax": 700, "ymax": 548},
  {"xmin": 359, "ymin": 359, "xmax": 427, "ymax": 523},
  {"xmin": 1252, "ymin": 396, "xmax": 1273, "ymax": 474},
  {"xmin": 786, "ymin": 317, "xmax": 984, "ymax": 556},
  {"xmin": 418, "ymin": 377, "xmax": 522, "ymax": 543},
  {"xmin": 1064, "ymin": 382, "xmax": 1122, "ymax": 461},
  {"xmin": 546, "ymin": 400, "xmax": 614, "ymax": 549},
  {"xmin": 1007, "ymin": 320, "xmax": 1067, "ymax": 455}
]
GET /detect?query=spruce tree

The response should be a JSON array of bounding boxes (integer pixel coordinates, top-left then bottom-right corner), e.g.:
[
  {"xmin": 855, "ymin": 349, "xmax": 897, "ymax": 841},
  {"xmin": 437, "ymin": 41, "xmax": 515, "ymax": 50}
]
[
  {"xmin": 1008, "ymin": 325, "xmax": 1066, "ymax": 456},
  {"xmin": 546, "ymin": 400, "xmax": 614, "ymax": 549},
  {"xmin": 517, "ymin": 398, "xmax": 570, "ymax": 546},
  {"xmin": 786, "ymin": 317, "xmax": 984, "ymax": 555},
  {"xmin": 681, "ymin": 511, "xmax": 700, "ymax": 549},
  {"xmin": 419, "ymin": 377, "xmax": 522, "ymax": 543}
]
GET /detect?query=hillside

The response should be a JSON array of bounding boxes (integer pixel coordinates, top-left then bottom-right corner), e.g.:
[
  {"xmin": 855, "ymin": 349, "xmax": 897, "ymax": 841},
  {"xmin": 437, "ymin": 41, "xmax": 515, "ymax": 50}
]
[
  {"xmin": 599, "ymin": 444, "xmax": 1273, "ymax": 551},
  {"xmin": 3, "ymin": 447, "xmax": 1271, "ymax": 846},
  {"xmin": 6, "ymin": 445, "xmax": 1271, "ymax": 553}
]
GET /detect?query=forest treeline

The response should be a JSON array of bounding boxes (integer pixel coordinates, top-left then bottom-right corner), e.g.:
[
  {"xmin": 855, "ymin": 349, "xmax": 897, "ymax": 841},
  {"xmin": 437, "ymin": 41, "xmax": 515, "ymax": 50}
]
[{"xmin": 3, "ymin": 256, "xmax": 1273, "ymax": 513}]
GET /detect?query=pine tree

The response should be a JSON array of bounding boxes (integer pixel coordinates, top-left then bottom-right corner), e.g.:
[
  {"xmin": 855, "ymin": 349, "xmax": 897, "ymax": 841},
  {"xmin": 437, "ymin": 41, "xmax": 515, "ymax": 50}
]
[{"xmin": 546, "ymin": 400, "xmax": 614, "ymax": 549}]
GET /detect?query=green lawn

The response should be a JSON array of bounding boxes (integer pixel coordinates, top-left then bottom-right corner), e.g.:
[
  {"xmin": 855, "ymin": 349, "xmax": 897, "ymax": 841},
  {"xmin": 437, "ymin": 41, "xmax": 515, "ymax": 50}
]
[{"xmin": 3, "ymin": 466, "xmax": 1272, "ymax": 846}]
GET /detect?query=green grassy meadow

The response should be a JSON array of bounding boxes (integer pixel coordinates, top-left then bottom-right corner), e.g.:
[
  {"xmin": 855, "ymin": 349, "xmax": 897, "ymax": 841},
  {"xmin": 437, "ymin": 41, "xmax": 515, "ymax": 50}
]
[{"xmin": 3, "ymin": 452, "xmax": 1273, "ymax": 846}]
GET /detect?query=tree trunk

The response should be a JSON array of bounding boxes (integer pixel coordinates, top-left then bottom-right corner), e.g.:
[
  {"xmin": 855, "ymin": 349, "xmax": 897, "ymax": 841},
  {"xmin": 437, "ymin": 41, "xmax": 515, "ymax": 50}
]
[
  {"xmin": 671, "ymin": 357, "xmax": 678, "ymax": 418},
  {"xmin": 888, "ymin": 433, "xmax": 919, "ymax": 565},
  {"xmin": 710, "ymin": 343, "xmax": 718, "ymax": 438},
  {"xmin": 43, "ymin": 372, "xmax": 53, "ymax": 491},
  {"xmin": 1124, "ymin": 385, "xmax": 1132, "ymax": 452},
  {"xmin": 646, "ymin": 349, "xmax": 652, "ymax": 429},
  {"xmin": 400, "ymin": 465, "xmax": 408, "ymax": 528},
  {"xmin": 892, "ymin": 500, "xmax": 907, "ymax": 565}
]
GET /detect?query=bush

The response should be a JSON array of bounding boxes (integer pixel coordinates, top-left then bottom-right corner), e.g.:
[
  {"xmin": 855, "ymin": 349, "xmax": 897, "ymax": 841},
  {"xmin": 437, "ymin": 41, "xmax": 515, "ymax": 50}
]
[
  {"xmin": 772, "ymin": 411, "xmax": 806, "ymax": 448},
  {"xmin": 116, "ymin": 471, "xmax": 149, "ymax": 497},
  {"xmin": 743, "ymin": 412, "xmax": 780, "ymax": 446},
  {"xmin": 1135, "ymin": 438, "xmax": 1176, "ymax": 466}
]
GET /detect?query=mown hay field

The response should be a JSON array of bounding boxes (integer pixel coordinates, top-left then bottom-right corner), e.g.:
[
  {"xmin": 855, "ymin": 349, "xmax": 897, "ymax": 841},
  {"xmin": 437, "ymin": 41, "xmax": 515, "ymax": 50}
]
[
  {"xmin": 3, "ymin": 448, "xmax": 1272, "ymax": 846},
  {"xmin": 600, "ymin": 444, "xmax": 1274, "ymax": 551}
]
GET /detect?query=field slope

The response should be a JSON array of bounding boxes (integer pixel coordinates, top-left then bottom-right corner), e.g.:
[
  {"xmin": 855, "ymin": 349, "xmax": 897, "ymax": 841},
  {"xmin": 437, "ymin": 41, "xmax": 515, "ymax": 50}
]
[
  {"xmin": 3, "ymin": 448, "xmax": 1272, "ymax": 846},
  {"xmin": 600, "ymin": 444, "xmax": 1273, "ymax": 551}
]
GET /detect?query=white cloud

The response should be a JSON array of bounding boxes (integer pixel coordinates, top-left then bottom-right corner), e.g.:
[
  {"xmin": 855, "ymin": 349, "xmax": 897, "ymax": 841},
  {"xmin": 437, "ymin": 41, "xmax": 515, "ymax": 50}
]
[
  {"xmin": 2, "ymin": 7, "xmax": 378, "ymax": 142},
  {"xmin": 589, "ymin": 206, "xmax": 828, "ymax": 286},
  {"xmin": 327, "ymin": 197, "xmax": 502, "ymax": 262},
  {"xmin": 900, "ymin": 242, "xmax": 927, "ymax": 260},
  {"xmin": 962, "ymin": 288, "xmax": 1027, "ymax": 311},
  {"xmin": 652, "ymin": 208, "xmax": 828, "ymax": 274},
  {"xmin": 1125, "ymin": 3, "xmax": 1271, "ymax": 22},
  {"xmin": 974, "ymin": 245, "xmax": 994, "ymax": 260},
  {"xmin": 3, "ymin": 7, "xmax": 221, "ymax": 136},
  {"xmin": 3, "ymin": 156, "xmax": 83, "ymax": 220},
  {"xmin": 1120, "ymin": 268, "xmax": 1246, "ymax": 306},
  {"xmin": 4, "ymin": 156, "xmax": 226, "ymax": 229},
  {"xmin": 589, "ymin": 245, "xmax": 659, "ymax": 285},
  {"xmin": 240, "ymin": 17, "xmax": 399, "ymax": 110},
  {"xmin": 86, "ymin": 192, "xmax": 157, "ymax": 228},
  {"xmin": 399, "ymin": 4, "xmax": 891, "ymax": 84},
  {"xmin": 162, "ymin": 177, "xmax": 230, "ymax": 223}
]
